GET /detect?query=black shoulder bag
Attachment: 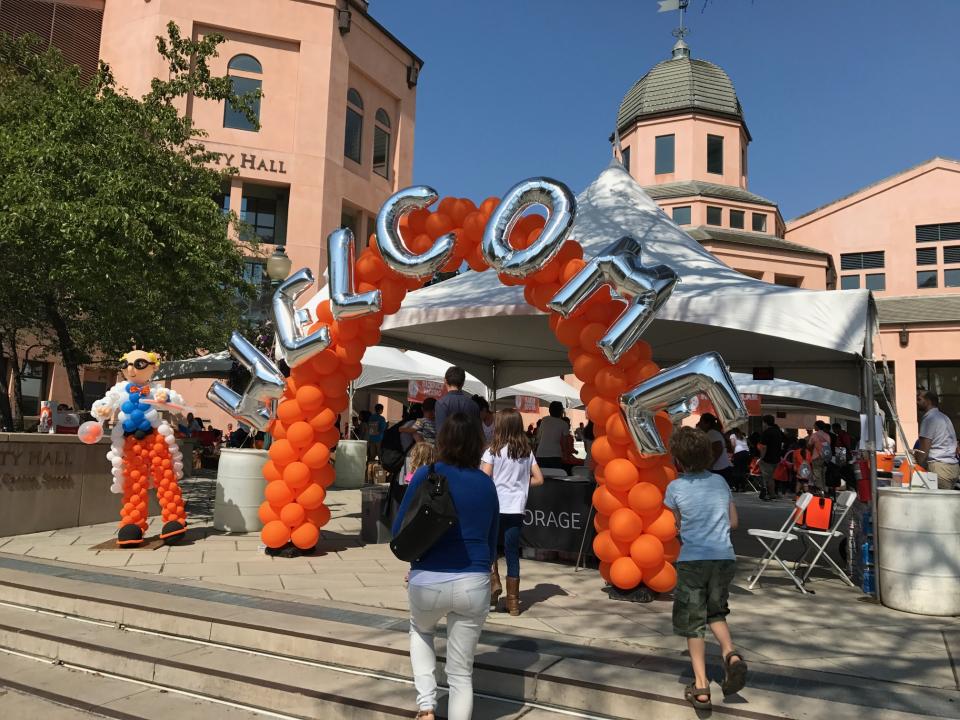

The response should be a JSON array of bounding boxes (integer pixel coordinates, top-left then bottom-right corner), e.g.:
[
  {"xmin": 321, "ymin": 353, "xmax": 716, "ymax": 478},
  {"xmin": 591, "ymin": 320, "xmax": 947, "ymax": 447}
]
[{"xmin": 390, "ymin": 464, "xmax": 458, "ymax": 562}]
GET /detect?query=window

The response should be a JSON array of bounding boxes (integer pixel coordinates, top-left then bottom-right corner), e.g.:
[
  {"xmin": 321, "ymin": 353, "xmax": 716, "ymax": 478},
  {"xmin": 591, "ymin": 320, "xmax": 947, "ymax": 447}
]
[
  {"xmin": 729, "ymin": 209, "xmax": 745, "ymax": 229},
  {"xmin": 621, "ymin": 146, "xmax": 630, "ymax": 173},
  {"xmin": 944, "ymin": 246, "xmax": 960, "ymax": 264},
  {"xmin": 373, "ymin": 108, "xmax": 391, "ymax": 178},
  {"xmin": 916, "ymin": 247, "xmax": 937, "ymax": 265},
  {"xmin": 917, "ymin": 270, "xmax": 938, "ymax": 289},
  {"xmin": 916, "ymin": 222, "xmax": 960, "ymax": 242},
  {"xmin": 741, "ymin": 145, "xmax": 747, "ymax": 178},
  {"xmin": 655, "ymin": 134, "xmax": 675, "ymax": 174},
  {"xmin": 223, "ymin": 55, "xmax": 261, "ymax": 131},
  {"xmin": 344, "ymin": 88, "xmax": 363, "ymax": 163},
  {"xmin": 707, "ymin": 134, "xmax": 723, "ymax": 174},
  {"xmin": 672, "ymin": 206, "xmax": 691, "ymax": 225},
  {"xmin": 840, "ymin": 275, "xmax": 860, "ymax": 290},
  {"xmin": 706, "ymin": 206, "xmax": 722, "ymax": 226},
  {"xmin": 214, "ymin": 181, "xmax": 231, "ymax": 214},
  {"xmin": 840, "ymin": 251, "xmax": 884, "ymax": 270},
  {"xmin": 916, "ymin": 362, "xmax": 960, "ymax": 430},
  {"xmin": 20, "ymin": 361, "xmax": 49, "ymax": 416},
  {"xmin": 946, "ymin": 269, "xmax": 960, "ymax": 287},
  {"xmin": 241, "ymin": 260, "xmax": 272, "ymax": 323},
  {"xmin": 752, "ymin": 213, "xmax": 767, "ymax": 233},
  {"xmin": 865, "ymin": 273, "xmax": 886, "ymax": 291},
  {"xmin": 240, "ymin": 183, "xmax": 289, "ymax": 244},
  {"xmin": 774, "ymin": 274, "xmax": 802, "ymax": 288}
]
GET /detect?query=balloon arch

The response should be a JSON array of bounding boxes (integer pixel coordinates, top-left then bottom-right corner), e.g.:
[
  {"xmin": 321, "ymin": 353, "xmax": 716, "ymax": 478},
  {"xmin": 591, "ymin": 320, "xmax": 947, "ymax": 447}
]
[{"xmin": 209, "ymin": 178, "xmax": 747, "ymax": 594}]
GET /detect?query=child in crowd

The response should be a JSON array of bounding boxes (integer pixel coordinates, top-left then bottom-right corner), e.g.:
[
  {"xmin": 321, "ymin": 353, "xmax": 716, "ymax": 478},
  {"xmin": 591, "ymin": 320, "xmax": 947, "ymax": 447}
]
[
  {"xmin": 403, "ymin": 442, "xmax": 437, "ymax": 485},
  {"xmin": 665, "ymin": 427, "xmax": 748, "ymax": 711}
]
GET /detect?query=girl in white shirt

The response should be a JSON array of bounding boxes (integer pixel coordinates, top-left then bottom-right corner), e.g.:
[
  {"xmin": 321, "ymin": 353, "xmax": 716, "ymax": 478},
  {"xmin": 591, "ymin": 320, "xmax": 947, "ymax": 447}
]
[{"xmin": 481, "ymin": 408, "xmax": 544, "ymax": 615}]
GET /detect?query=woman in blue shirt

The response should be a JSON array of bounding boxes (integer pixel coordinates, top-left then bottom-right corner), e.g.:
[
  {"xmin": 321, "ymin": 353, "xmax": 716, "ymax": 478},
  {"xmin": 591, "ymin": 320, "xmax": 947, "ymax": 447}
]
[{"xmin": 392, "ymin": 412, "xmax": 499, "ymax": 720}]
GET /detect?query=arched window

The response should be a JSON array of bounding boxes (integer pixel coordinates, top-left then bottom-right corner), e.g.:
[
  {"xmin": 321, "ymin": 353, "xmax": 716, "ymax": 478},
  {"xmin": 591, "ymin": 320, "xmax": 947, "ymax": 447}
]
[
  {"xmin": 373, "ymin": 108, "xmax": 391, "ymax": 178},
  {"xmin": 224, "ymin": 54, "xmax": 262, "ymax": 132},
  {"xmin": 344, "ymin": 88, "xmax": 363, "ymax": 163}
]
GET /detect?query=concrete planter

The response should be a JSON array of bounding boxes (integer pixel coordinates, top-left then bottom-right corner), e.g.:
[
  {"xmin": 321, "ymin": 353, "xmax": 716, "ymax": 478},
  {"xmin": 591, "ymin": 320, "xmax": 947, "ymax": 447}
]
[
  {"xmin": 878, "ymin": 487, "xmax": 960, "ymax": 616},
  {"xmin": 334, "ymin": 440, "xmax": 366, "ymax": 489},
  {"xmin": 213, "ymin": 448, "xmax": 268, "ymax": 533}
]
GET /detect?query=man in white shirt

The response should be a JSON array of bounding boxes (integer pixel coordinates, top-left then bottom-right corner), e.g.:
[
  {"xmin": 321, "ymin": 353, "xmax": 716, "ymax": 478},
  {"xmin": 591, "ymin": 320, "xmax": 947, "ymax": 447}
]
[{"xmin": 916, "ymin": 390, "xmax": 959, "ymax": 490}]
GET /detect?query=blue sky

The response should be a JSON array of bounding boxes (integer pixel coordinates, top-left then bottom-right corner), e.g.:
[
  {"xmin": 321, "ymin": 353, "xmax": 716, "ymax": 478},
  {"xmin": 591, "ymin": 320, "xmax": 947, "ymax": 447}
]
[{"xmin": 373, "ymin": 0, "xmax": 960, "ymax": 220}]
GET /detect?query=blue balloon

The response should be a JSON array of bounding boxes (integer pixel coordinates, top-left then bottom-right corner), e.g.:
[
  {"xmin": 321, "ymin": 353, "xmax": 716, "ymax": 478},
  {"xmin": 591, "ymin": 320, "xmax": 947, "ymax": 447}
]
[
  {"xmin": 130, "ymin": 410, "xmax": 144, "ymax": 423},
  {"xmin": 121, "ymin": 401, "xmax": 136, "ymax": 414},
  {"xmin": 123, "ymin": 419, "xmax": 136, "ymax": 433},
  {"xmin": 139, "ymin": 419, "xmax": 152, "ymax": 432}
]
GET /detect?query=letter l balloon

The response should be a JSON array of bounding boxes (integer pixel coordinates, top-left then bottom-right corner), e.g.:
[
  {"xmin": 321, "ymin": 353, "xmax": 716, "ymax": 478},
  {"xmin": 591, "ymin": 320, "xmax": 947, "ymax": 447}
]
[
  {"xmin": 328, "ymin": 228, "xmax": 382, "ymax": 320},
  {"xmin": 273, "ymin": 268, "xmax": 331, "ymax": 368}
]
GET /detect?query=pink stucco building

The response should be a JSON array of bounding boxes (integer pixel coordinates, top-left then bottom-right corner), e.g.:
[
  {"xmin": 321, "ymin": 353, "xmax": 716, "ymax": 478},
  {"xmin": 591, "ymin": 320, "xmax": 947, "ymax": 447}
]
[{"xmin": 1, "ymin": 0, "xmax": 419, "ymax": 425}]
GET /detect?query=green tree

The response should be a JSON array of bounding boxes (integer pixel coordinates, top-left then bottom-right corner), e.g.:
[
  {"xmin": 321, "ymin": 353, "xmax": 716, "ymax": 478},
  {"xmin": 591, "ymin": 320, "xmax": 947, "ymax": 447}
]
[{"xmin": 0, "ymin": 24, "xmax": 261, "ymax": 411}]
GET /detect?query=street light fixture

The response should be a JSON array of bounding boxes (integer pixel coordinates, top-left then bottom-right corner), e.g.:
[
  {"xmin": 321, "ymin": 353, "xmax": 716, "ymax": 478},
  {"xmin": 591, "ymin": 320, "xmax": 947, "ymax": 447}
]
[{"xmin": 265, "ymin": 245, "xmax": 292, "ymax": 283}]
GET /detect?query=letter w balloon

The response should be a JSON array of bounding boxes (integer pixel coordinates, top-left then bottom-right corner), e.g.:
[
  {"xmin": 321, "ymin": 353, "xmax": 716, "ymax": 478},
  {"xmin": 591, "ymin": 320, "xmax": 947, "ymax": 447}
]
[{"xmin": 620, "ymin": 351, "xmax": 747, "ymax": 455}]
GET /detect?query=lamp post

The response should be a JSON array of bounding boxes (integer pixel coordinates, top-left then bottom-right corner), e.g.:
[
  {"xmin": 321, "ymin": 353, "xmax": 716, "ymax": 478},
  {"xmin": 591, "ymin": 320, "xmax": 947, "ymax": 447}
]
[{"xmin": 261, "ymin": 246, "xmax": 292, "ymax": 451}]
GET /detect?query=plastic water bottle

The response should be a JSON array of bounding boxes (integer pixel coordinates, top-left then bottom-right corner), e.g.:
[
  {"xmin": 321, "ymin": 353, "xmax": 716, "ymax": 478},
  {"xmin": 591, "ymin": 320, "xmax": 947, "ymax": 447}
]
[
  {"xmin": 862, "ymin": 509, "xmax": 873, "ymax": 536},
  {"xmin": 862, "ymin": 568, "xmax": 876, "ymax": 594},
  {"xmin": 860, "ymin": 541, "xmax": 873, "ymax": 566}
]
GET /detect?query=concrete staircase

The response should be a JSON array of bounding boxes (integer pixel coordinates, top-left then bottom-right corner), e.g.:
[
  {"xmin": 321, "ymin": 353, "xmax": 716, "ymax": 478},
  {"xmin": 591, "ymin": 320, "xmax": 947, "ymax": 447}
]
[{"xmin": 0, "ymin": 554, "xmax": 956, "ymax": 720}]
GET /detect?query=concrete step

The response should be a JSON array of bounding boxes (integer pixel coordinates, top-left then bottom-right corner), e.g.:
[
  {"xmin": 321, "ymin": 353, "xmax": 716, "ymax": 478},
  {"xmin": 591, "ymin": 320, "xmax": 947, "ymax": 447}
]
[
  {"xmin": 0, "ymin": 648, "xmax": 270, "ymax": 719},
  {"xmin": 1, "ymin": 555, "xmax": 958, "ymax": 720}
]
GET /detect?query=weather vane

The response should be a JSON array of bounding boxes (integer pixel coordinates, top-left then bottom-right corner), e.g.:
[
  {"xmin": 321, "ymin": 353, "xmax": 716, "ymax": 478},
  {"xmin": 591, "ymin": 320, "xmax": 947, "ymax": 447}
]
[{"xmin": 658, "ymin": 0, "xmax": 690, "ymax": 40}]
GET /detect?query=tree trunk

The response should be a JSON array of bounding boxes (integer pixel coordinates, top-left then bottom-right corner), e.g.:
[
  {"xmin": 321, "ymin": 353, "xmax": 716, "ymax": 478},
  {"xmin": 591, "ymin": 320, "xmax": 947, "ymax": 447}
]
[
  {"xmin": 2, "ymin": 332, "xmax": 25, "ymax": 431},
  {"xmin": 44, "ymin": 303, "xmax": 87, "ymax": 410},
  {"xmin": 0, "ymin": 345, "xmax": 14, "ymax": 431}
]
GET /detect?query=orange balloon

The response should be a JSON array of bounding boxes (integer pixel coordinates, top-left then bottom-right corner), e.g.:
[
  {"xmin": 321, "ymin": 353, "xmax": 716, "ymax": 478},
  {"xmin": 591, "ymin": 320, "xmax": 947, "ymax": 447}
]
[
  {"xmin": 424, "ymin": 212, "xmax": 452, "ymax": 238},
  {"xmin": 561, "ymin": 258, "xmax": 587, "ymax": 284},
  {"xmin": 608, "ymin": 507, "xmax": 644, "ymax": 544},
  {"xmin": 595, "ymin": 366, "xmax": 628, "ymax": 398},
  {"xmin": 466, "ymin": 243, "xmax": 488, "ymax": 272},
  {"xmin": 586, "ymin": 396, "xmax": 619, "ymax": 427},
  {"xmin": 644, "ymin": 561, "xmax": 678, "ymax": 593},
  {"xmin": 301, "ymin": 442, "xmax": 331, "ymax": 469},
  {"xmin": 592, "ymin": 530, "xmax": 630, "ymax": 563},
  {"xmin": 305, "ymin": 503, "xmax": 331, "ymax": 528},
  {"xmin": 271, "ymin": 419, "xmax": 288, "ymax": 440},
  {"xmin": 319, "ymin": 371, "xmax": 347, "ymax": 399},
  {"xmin": 556, "ymin": 240, "xmax": 583, "ymax": 266},
  {"xmin": 592, "ymin": 485, "xmax": 629, "ymax": 516},
  {"xmin": 341, "ymin": 362, "xmax": 363, "ymax": 381},
  {"xmin": 663, "ymin": 537, "xmax": 682, "ymax": 562},
  {"xmin": 355, "ymin": 251, "xmax": 387, "ymax": 284},
  {"xmin": 628, "ymin": 482, "xmax": 663, "ymax": 515},
  {"xmin": 280, "ymin": 501, "xmax": 306, "ymax": 528},
  {"xmin": 599, "ymin": 560, "xmax": 612, "ymax": 583},
  {"xmin": 645, "ymin": 508, "xmax": 678, "ymax": 542},
  {"xmin": 263, "ymin": 460, "xmax": 283, "ymax": 484},
  {"xmin": 258, "ymin": 501, "xmax": 282, "ymax": 525},
  {"xmin": 309, "ymin": 407, "xmax": 337, "ymax": 432},
  {"xmin": 359, "ymin": 324, "xmax": 381, "ymax": 347},
  {"xmin": 265, "ymin": 479, "xmax": 295, "ymax": 507},
  {"xmin": 605, "ymin": 413, "xmax": 632, "ymax": 446},
  {"xmin": 315, "ymin": 300, "xmax": 334, "ymax": 325},
  {"xmin": 590, "ymin": 436, "xmax": 628, "ymax": 467},
  {"xmin": 555, "ymin": 317, "xmax": 587, "ymax": 348},
  {"xmin": 479, "ymin": 196, "xmax": 500, "ymax": 215},
  {"xmin": 605, "ymin": 457, "xmax": 640, "ymax": 493},
  {"xmin": 312, "ymin": 464, "xmax": 335, "ymax": 488},
  {"xmin": 286, "ymin": 421, "xmax": 314, "ymax": 449},
  {"xmin": 334, "ymin": 319, "xmax": 360, "ymax": 342},
  {"xmin": 262, "ymin": 519, "xmax": 291, "ymax": 549},
  {"xmin": 407, "ymin": 207, "xmax": 430, "ymax": 235},
  {"xmin": 325, "ymin": 393, "xmax": 349, "ymax": 414},
  {"xmin": 531, "ymin": 257, "xmax": 561, "ymax": 285},
  {"xmin": 630, "ymin": 533, "xmax": 665, "ymax": 568},
  {"xmin": 410, "ymin": 233, "xmax": 432, "ymax": 254},
  {"xmin": 282, "ymin": 461, "xmax": 311, "ymax": 489},
  {"xmin": 530, "ymin": 282, "xmax": 560, "ymax": 312},
  {"xmin": 579, "ymin": 323, "xmax": 607, "ymax": 354},
  {"xmin": 296, "ymin": 482, "xmax": 326, "ymax": 510},
  {"xmin": 311, "ymin": 350, "xmax": 340, "ymax": 376},
  {"xmin": 268, "ymin": 439, "xmax": 298, "ymax": 465},
  {"xmin": 573, "ymin": 354, "xmax": 608, "ymax": 386},
  {"xmin": 610, "ymin": 556, "xmax": 643, "ymax": 590},
  {"xmin": 655, "ymin": 413, "xmax": 674, "ymax": 444},
  {"xmin": 296, "ymin": 385, "xmax": 325, "ymax": 414},
  {"xmin": 291, "ymin": 521, "xmax": 320, "ymax": 550},
  {"xmin": 594, "ymin": 512, "xmax": 610, "ymax": 533},
  {"xmin": 627, "ymin": 361, "xmax": 659, "ymax": 387},
  {"xmin": 579, "ymin": 383, "xmax": 598, "ymax": 407},
  {"xmin": 380, "ymin": 279, "xmax": 406, "ymax": 315},
  {"xmin": 316, "ymin": 426, "xmax": 341, "ymax": 447},
  {"xmin": 335, "ymin": 340, "xmax": 365, "ymax": 365}
]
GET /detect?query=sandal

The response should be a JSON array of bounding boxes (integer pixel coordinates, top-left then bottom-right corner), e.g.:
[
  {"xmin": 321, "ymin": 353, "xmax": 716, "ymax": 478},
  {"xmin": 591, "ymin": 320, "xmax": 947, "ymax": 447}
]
[
  {"xmin": 684, "ymin": 682, "xmax": 711, "ymax": 710},
  {"xmin": 721, "ymin": 650, "xmax": 748, "ymax": 696}
]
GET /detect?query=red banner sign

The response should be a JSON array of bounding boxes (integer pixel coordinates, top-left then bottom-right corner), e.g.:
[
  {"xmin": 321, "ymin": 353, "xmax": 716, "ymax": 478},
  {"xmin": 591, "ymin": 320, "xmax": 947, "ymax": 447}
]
[
  {"xmin": 515, "ymin": 394, "xmax": 539, "ymax": 413},
  {"xmin": 695, "ymin": 393, "xmax": 762, "ymax": 419},
  {"xmin": 407, "ymin": 379, "xmax": 445, "ymax": 403}
]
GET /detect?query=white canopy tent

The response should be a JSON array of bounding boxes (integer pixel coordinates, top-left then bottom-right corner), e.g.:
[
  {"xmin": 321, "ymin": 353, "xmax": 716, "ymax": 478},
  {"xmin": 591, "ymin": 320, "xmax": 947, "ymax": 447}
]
[
  {"xmin": 379, "ymin": 162, "xmax": 876, "ymax": 394},
  {"xmin": 732, "ymin": 373, "xmax": 861, "ymax": 420}
]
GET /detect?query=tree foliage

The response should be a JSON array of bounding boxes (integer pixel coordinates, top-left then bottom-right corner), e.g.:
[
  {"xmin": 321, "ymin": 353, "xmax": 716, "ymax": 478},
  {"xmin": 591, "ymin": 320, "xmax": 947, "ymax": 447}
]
[{"xmin": 0, "ymin": 24, "xmax": 262, "ymax": 409}]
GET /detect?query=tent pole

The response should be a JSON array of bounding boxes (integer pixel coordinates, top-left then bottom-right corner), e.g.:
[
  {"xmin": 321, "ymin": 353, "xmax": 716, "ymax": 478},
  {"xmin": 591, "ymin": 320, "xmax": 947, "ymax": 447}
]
[
  {"xmin": 491, "ymin": 363, "xmax": 498, "ymax": 411},
  {"xmin": 348, "ymin": 382, "xmax": 354, "ymax": 439},
  {"xmin": 864, "ymin": 305, "xmax": 880, "ymax": 602}
]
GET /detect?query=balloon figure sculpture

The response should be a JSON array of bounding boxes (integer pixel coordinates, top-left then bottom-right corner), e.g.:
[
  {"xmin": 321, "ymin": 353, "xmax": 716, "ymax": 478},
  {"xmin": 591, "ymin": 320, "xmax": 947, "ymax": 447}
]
[{"xmin": 89, "ymin": 350, "xmax": 187, "ymax": 547}]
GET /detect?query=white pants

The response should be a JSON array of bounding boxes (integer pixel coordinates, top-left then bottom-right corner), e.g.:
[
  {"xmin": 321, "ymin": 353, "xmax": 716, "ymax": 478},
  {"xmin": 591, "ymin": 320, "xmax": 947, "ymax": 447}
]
[{"xmin": 408, "ymin": 574, "xmax": 490, "ymax": 719}]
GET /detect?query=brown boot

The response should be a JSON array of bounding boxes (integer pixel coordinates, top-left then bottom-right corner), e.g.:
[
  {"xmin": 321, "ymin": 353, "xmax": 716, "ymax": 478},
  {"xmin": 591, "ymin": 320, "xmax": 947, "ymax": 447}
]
[
  {"xmin": 505, "ymin": 577, "xmax": 520, "ymax": 616},
  {"xmin": 490, "ymin": 562, "xmax": 502, "ymax": 609}
]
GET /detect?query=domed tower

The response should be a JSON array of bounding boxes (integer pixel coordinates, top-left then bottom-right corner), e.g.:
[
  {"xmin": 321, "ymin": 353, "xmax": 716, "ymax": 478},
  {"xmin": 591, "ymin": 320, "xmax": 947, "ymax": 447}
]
[{"xmin": 615, "ymin": 38, "xmax": 785, "ymax": 240}]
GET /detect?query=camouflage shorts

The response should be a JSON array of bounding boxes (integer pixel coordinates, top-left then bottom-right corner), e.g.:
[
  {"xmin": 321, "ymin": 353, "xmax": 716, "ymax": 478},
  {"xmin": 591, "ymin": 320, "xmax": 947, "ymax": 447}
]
[{"xmin": 672, "ymin": 560, "xmax": 737, "ymax": 639}]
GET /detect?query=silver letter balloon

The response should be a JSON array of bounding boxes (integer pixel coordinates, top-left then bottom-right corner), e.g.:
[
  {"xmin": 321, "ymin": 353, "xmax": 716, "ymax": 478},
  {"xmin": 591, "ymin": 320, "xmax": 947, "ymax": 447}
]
[
  {"xmin": 375, "ymin": 186, "xmax": 456, "ymax": 278},
  {"xmin": 328, "ymin": 228, "xmax": 382, "ymax": 320},
  {"xmin": 272, "ymin": 268, "xmax": 332, "ymax": 368},
  {"xmin": 481, "ymin": 177, "xmax": 576, "ymax": 277},
  {"xmin": 207, "ymin": 332, "xmax": 287, "ymax": 432},
  {"xmin": 620, "ymin": 352, "xmax": 747, "ymax": 455}
]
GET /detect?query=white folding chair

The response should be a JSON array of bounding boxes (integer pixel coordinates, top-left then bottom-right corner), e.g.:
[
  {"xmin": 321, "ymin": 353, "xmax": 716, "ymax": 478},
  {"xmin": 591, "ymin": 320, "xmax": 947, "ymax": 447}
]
[
  {"xmin": 792, "ymin": 491, "xmax": 857, "ymax": 588},
  {"xmin": 747, "ymin": 492, "xmax": 813, "ymax": 593}
]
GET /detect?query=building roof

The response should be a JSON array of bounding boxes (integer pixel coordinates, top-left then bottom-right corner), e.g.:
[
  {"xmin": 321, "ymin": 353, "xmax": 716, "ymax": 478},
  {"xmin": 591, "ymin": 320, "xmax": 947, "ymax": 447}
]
[
  {"xmin": 788, "ymin": 156, "xmax": 960, "ymax": 225},
  {"xmin": 687, "ymin": 226, "xmax": 830, "ymax": 257},
  {"xmin": 875, "ymin": 294, "xmax": 960, "ymax": 325},
  {"xmin": 643, "ymin": 180, "xmax": 776, "ymax": 207},
  {"xmin": 617, "ymin": 50, "xmax": 743, "ymax": 132}
]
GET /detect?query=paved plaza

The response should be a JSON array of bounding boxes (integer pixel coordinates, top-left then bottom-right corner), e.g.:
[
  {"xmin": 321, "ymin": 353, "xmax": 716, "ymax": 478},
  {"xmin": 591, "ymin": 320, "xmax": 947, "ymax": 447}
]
[{"xmin": 1, "ymin": 476, "xmax": 958, "ymax": 719}]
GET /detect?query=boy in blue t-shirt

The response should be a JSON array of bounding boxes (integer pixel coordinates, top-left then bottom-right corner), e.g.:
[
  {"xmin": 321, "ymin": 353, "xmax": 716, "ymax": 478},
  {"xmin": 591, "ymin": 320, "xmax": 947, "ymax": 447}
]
[{"xmin": 664, "ymin": 427, "xmax": 748, "ymax": 710}]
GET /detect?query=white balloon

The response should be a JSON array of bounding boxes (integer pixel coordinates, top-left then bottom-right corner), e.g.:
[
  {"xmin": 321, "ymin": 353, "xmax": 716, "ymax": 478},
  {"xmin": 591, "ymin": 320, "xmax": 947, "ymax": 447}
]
[
  {"xmin": 158, "ymin": 424, "xmax": 173, "ymax": 436},
  {"xmin": 173, "ymin": 461, "xmax": 184, "ymax": 471},
  {"xmin": 110, "ymin": 483, "xmax": 122, "ymax": 494},
  {"xmin": 165, "ymin": 435, "xmax": 176, "ymax": 445}
]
